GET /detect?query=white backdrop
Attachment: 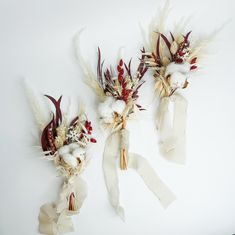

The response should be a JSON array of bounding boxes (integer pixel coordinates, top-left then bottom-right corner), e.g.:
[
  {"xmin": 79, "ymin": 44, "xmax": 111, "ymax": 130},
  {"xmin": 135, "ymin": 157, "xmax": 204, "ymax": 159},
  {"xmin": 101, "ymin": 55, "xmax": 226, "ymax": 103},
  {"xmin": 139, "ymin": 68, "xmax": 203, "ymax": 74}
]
[{"xmin": 0, "ymin": 0, "xmax": 235, "ymax": 234}]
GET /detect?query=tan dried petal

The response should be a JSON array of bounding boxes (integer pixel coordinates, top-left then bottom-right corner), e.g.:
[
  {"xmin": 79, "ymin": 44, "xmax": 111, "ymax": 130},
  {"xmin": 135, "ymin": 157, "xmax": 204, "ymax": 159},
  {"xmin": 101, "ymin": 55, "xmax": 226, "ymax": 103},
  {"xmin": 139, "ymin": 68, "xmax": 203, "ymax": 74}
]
[
  {"xmin": 177, "ymin": 35, "xmax": 185, "ymax": 44},
  {"xmin": 170, "ymin": 41, "xmax": 178, "ymax": 54},
  {"xmin": 162, "ymin": 56, "xmax": 170, "ymax": 66}
]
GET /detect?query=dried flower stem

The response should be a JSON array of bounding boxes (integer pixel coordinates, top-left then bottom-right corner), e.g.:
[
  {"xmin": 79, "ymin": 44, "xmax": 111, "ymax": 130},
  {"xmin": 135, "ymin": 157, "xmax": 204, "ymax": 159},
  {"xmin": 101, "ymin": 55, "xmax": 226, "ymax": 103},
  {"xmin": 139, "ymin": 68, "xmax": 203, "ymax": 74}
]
[{"xmin": 120, "ymin": 118, "xmax": 127, "ymax": 170}]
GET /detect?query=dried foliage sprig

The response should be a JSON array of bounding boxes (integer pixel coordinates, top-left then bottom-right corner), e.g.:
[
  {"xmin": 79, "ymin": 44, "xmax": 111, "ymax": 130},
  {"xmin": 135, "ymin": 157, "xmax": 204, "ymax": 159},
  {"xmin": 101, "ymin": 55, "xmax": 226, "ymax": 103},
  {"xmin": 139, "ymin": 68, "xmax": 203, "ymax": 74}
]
[
  {"xmin": 90, "ymin": 48, "xmax": 147, "ymax": 131},
  {"xmin": 41, "ymin": 95, "xmax": 96, "ymax": 178},
  {"xmin": 143, "ymin": 31, "xmax": 197, "ymax": 97},
  {"xmin": 96, "ymin": 47, "xmax": 147, "ymax": 105},
  {"xmin": 142, "ymin": 1, "xmax": 221, "ymax": 98}
]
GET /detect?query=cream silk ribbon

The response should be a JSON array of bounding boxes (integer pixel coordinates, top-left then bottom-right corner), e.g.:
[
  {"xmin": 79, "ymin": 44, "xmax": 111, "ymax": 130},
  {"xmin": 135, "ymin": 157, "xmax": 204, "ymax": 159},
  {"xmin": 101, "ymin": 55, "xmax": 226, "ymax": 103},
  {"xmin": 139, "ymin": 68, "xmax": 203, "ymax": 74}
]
[
  {"xmin": 103, "ymin": 129, "xmax": 176, "ymax": 221},
  {"xmin": 38, "ymin": 177, "xmax": 87, "ymax": 235},
  {"xmin": 156, "ymin": 93, "xmax": 187, "ymax": 164}
]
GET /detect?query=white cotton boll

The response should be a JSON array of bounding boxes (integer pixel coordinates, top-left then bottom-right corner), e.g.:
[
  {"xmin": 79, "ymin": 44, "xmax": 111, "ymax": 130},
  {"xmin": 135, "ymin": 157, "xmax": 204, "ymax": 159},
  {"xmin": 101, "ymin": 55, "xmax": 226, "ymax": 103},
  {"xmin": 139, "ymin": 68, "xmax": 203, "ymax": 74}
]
[
  {"xmin": 62, "ymin": 153, "xmax": 78, "ymax": 168},
  {"xmin": 68, "ymin": 143, "xmax": 80, "ymax": 151},
  {"xmin": 111, "ymin": 100, "xmax": 126, "ymax": 115},
  {"xmin": 105, "ymin": 96, "xmax": 116, "ymax": 105},
  {"xmin": 72, "ymin": 148, "xmax": 86, "ymax": 158},
  {"xmin": 98, "ymin": 103, "xmax": 113, "ymax": 118},
  {"xmin": 170, "ymin": 72, "xmax": 188, "ymax": 89},
  {"xmin": 98, "ymin": 97, "xmax": 116, "ymax": 119},
  {"xmin": 165, "ymin": 62, "xmax": 190, "ymax": 77},
  {"xmin": 78, "ymin": 154, "xmax": 85, "ymax": 162},
  {"xmin": 58, "ymin": 145, "xmax": 70, "ymax": 155}
]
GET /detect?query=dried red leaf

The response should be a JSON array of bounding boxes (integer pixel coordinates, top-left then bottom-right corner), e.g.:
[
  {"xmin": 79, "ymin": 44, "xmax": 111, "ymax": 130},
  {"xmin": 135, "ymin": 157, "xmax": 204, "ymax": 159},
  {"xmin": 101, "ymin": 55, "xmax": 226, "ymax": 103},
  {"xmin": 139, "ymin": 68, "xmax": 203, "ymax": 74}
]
[
  {"xmin": 45, "ymin": 95, "xmax": 62, "ymax": 127},
  {"xmin": 184, "ymin": 31, "xmax": 192, "ymax": 42},
  {"xmin": 160, "ymin": 33, "xmax": 171, "ymax": 52},
  {"xmin": 90, "ymin": 138, "xmax": 97, "ymax": 143},
  {"xmin": 190, "ymin": 65, "xmax": 197, "ymax": 70},
  {"xmin": 190, "ymin": 57, "xmax": 197, "ymax": 64},
  {"xmin": 175, "ymin": 58, "xmax": 183, "ymax": 63},
  {"xmin": 178, "ymin": 51, "xmax": 185, "ymax": 56},
  {"xmin": 41, "ymin": 115, "xmax": 56, "ymax": 154}
]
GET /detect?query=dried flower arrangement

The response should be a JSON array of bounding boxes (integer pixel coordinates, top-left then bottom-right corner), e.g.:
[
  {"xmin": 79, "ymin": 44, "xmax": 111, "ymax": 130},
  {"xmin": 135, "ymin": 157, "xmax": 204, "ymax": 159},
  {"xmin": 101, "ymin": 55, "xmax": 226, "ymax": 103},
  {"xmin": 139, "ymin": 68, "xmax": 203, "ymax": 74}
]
[
  {"xmin": 95, "ymin": 48, "xmax": 147, "ymax": 169},
  {"xmin": 27, "ymin": 90, "xmax": 96, "ymax": 234},
  {"xmin": 76, "ymin": 44, "xmax": 176, "ymax": 221},
  {"xmin": 141, "ymin": 1, "xmax": 217, "ymax": 164},
  {"xmin": 143, "ymin": 30, "xmax": 197, "ymax": 97}
]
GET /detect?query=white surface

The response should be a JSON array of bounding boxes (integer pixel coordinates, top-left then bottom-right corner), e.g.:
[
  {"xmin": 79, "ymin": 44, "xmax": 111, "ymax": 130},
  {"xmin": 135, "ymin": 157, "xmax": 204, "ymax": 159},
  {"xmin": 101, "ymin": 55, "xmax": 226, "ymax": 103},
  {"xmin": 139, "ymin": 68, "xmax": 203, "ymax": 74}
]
[{"xmin": 0, "ymin": 0, "xmax": 235, "ymax": 234}]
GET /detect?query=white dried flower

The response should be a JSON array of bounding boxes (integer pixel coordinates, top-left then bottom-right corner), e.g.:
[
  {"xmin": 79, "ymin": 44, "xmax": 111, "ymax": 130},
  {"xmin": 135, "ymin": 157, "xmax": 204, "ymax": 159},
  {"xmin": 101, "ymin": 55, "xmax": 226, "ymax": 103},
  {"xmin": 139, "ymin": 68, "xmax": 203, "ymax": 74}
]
[
  {"xmin": 58, "ymin": 143, "xmax": 86, "ymax": 168},
  {"xmin": 165, "ymin": 62, "xmax": 191, "ymax": 89},
  {"xmin": 98, "ymin": 96, "xmax": 126, "ymax": 123},
  {"xmin": 111, "ymin": 100, "xmax": 126, "ymax": 115}
]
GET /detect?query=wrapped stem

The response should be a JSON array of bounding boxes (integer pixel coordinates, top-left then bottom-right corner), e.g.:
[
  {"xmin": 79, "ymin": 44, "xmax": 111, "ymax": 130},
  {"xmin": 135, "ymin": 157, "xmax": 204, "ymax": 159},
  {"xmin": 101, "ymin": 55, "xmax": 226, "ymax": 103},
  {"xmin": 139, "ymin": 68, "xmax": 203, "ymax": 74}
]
[{"xmin": 120, "ymin": 119, "xmax": 128, "ymax": 170}]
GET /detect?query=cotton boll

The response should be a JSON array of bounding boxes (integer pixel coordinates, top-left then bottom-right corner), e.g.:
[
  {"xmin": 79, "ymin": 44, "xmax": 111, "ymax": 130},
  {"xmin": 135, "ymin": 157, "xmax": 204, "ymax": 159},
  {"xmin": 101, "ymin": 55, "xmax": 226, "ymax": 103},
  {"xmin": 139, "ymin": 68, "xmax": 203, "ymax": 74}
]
[
  {"xmin": 62, "ymin": 153, "xmax": 78, "ymax": 168},
  {"xmin": 68, "ymin": 143, "xmax": 80, "ymax": 151},
  {"xmin": 78, "ymin": 154, "xmax": 85, "ymax": 162},
  {"xmin": 111, "ymin": 100, "xmax": 126, "ymax": 115},
  {"xmin": 170, "ymin": 72, "xmax": 188, "ymax": 89},
  {"xmin": 105, "ymin": 96, "xmax": 116, "ymax": 105},
  {"xmin": 165, "ymin": 62, "xmax": 190, "ymax": 77},
  {"xmin": 58, "ymin": 145, "xmax": 70, "ymax": 155},
  {"xmin": 98, "ymin": 103, "xmax": 113, "ymax": 118},
  {"xmin": 72, "ymin": 148, "xmax": 86, "ymax": 158}
]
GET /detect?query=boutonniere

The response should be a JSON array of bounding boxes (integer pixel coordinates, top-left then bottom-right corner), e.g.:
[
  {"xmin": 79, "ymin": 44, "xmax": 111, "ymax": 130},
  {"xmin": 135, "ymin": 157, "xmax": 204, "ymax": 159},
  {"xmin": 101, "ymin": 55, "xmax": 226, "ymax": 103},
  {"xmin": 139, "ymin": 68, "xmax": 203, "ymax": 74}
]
[
  {"xmin": 142, "ymin": 1, "xmax": 217, "ymax": 164},
  {"xmin": 26, "ymin": 89, "xmax": 96, "ymax": 234},
  {"xmin": 76, "ymin": 44, "xmax": 176, "ymax": 221}
]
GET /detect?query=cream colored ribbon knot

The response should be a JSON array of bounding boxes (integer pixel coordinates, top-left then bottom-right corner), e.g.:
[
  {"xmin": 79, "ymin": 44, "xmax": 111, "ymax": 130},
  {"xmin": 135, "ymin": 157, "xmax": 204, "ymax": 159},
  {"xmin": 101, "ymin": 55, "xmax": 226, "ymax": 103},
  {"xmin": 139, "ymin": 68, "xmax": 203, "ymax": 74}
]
[
  {"xmin": 103, "ymin": 129, "xmax": 176, "ymax": 221},
  {"xmin": 38, "ymin": 177, "xmax": 87, "ymax": 235},
  {"xmin": 156, "ymin": 93, "xmax": 187, "ymax": 164}
]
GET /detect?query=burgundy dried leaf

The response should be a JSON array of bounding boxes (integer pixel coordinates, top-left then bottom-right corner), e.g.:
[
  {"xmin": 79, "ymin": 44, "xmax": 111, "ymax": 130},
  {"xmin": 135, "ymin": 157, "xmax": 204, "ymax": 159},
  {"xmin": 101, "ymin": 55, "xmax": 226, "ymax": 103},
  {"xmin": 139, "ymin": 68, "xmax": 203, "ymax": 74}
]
[
  {"xmin": 170, "ymin": 32, "xmax": 175, "ymax": 42},
  {"xmin": 184, "ymin": 31, "xmax": 192, "ymax": 42},
  {"xmin": 190, "ymin": 65, "xmax": 197, "ymax": 70},
  {"xmin": 70, "ymin": 116, "xmax": 78, "ymax": 127},
  {"xmin": 156, "ymin": 34, "xmax": 161, "ymax": 59},
  {"xmin": 41, "ymin": 115, "xmax": 56, "ymax": 154},
  {"xmin": 160, "ymin": 33, "xmax": 171, "ymax": 52},
  {"xmin": 190, "ymin": 57, "xmax": 197, "ymax": 64},
  {"xmin": 45, "ymin": 95, "xmax": 62, "ymax": 127}
]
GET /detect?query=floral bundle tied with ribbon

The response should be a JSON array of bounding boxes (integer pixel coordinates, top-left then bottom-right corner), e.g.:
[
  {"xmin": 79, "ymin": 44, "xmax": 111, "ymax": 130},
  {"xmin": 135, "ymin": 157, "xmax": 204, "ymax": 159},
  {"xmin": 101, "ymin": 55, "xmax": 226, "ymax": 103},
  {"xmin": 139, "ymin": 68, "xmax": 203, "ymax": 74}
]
[
  {"xmin": 77, "ymin": 46, "xmax": 176, "ymax": 221},
  {"xmin": 28, "ymin": 92, "xmax": 96, "ymax": 235},
  {"xmin": 142, "ymin": 1, "xmax": 215, "ymax": 164}
]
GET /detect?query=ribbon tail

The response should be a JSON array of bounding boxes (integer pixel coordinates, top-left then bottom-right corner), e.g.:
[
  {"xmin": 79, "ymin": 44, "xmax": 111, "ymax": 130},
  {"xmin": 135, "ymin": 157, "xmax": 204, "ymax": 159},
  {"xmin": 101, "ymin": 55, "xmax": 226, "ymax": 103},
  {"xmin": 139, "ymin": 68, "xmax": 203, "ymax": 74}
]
[
  {"xmin": 128, "ymin": 153, "xmax": 176, "ymax": 208},
  {"xmin": 103, "ymin": 132, "xmax": 125, "ymax": 221},
  {"xmin": 157, "ymin": 93, "xmax": 187, "ymax": 164},
  {"xmin": 39, "ymin": 177, "xmax": 88, "ymax": 235},
  {"xmin": 38, "ymin": 203, "xmax": 74, "ymax": 235}
]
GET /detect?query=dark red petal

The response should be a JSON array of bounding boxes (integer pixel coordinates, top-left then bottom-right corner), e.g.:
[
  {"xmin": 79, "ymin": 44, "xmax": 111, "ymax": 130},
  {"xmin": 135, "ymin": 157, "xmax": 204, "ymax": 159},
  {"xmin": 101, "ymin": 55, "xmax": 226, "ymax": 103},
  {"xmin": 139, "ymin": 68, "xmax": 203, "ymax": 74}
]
[
  {"xmin": 90, "ymin": 138, "xmax": 97, "ymax": 143},
  {"xmin": 178, "ymin": 51, "xmax": 185, "ymax": 56},
  {"xmin": 190, "ymin": 65, "xmax": 197, "ymax": 70},
  {"xmin": 190, "ymin": 57, "xmax": 197, "ymax": 64}
]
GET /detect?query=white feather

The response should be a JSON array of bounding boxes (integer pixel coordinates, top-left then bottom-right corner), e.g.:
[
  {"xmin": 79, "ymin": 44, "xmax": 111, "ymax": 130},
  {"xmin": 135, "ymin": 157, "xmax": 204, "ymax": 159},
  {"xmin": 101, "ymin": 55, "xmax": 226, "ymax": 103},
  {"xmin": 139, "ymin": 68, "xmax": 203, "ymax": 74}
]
[
  {"xmin": 23, "ymin": 79, "xmax": 47, "ymax": 131},
  {"xmin": 73, "ymin": 29, "xmax": 105, "ymax": 99}
]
